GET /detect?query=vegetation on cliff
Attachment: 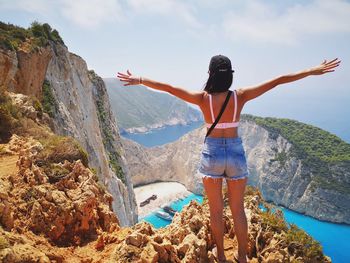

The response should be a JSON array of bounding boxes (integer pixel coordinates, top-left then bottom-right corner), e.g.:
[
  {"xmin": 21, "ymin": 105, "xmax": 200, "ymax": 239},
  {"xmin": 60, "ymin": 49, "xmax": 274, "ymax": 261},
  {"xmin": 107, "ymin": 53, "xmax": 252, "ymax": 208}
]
[
  {"xmin": 41, "ymin": 80, "xmax": 58, "ymax": 117},
  {"xmin": 0, "ymin": 21, "xmax": 64, "ymax": 51},
  {"xmin": 243, "ymin": 114, "xmax": 350, "ymax": 194},
  {"xmin": 90, "ymin": 72, "xmax": 126, "ymax": 184},
  {"xmin": 0, "ymin": 87, "xmax": 19, "ymax": 142}
]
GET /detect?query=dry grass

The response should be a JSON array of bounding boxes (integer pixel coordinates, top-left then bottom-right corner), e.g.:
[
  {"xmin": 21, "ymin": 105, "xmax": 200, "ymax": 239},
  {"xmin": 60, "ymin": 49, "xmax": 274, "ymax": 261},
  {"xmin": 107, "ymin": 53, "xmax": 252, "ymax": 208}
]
[{"xmin": 36, "ymin": 135, "xmax": 88, "ymax": 167}]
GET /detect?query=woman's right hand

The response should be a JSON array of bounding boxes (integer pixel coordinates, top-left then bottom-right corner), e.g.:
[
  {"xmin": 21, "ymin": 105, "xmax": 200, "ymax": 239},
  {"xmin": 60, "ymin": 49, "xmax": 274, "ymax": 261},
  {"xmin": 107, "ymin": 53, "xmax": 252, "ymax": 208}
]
[
  {"xmin": 308, "ymin": 58, "xmax": 341, "ymax": 75},
  {"xmin": 117, "ymin": 70, "xmax": 142, "ymax": 86}
]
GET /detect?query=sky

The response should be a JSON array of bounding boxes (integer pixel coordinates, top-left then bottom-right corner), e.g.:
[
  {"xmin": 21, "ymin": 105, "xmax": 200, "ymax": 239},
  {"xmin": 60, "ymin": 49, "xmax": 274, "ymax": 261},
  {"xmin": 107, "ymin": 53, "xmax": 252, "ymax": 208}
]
[{"xmin": 1, "ymin": 0, "xmax": 350, "ymax": 140}]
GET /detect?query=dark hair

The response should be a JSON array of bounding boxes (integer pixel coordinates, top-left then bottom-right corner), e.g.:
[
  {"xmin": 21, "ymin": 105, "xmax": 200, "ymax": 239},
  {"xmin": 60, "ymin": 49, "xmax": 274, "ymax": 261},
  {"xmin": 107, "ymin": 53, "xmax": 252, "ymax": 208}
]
[
  {"xmin": 204, "ymin": 71, "xmax": 233, "ymax": 94},
  {"xmin": 204, "ymin": 55, "xmax": 234, "ymax": 94}
]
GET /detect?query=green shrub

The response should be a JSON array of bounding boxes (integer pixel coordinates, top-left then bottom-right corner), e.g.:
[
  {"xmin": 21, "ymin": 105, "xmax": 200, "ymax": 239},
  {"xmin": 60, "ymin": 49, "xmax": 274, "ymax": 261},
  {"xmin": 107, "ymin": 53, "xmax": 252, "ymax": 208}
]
[
  {"xmin": 41, "ymin": 80, "xmax": 57, "ymax": 117},
  {"xmin": 286, "ymin": 224, "xmax": 324, "ymax": 261},
  {"xmin": 258, "ymin": 204, "xmax": 327, "ymax": 262},
  {"xmin": 0, "ymin": 21, "xmax": 64, "ymax": 52},
  {"xmin": 31, "ymin": 96, "xmax": 43, "ymax": 118},
  {"xmin": 0, "ymin": 145, "xmax": 5, "ymax": 155},
  {"xmin": 0, "ymin": 87, "xmax": 20, "ymax": 142},
  {"xmin": 260, "ymin": 204, "xmax": 288, "ymax": 232},
  {"xmin": 109, "ymin": 152, "xmax": 125, "ymax": 183},
  {"xmin": 0, "ymin": 235, "xmax": 10, "ymax": 250},
  {"xmin": 270, "ymin": 150, "xmax": 288, "ymax": 168}
]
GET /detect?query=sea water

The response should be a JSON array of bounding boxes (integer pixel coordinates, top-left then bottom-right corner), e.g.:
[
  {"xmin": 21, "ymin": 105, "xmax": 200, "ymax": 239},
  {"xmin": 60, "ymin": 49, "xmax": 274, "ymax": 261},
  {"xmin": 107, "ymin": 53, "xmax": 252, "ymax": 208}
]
[
  {"xmin": 121, "ymin": 121, "xmax": 203, "ymax": 147},
  {"xmin": 139, "ymin": 194, "xmax": 203, "ymax": 228}
]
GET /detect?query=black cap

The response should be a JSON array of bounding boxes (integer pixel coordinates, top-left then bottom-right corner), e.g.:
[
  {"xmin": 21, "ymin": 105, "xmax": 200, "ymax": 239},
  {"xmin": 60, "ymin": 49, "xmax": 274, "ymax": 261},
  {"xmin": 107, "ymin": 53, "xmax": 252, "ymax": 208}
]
[{"xmin": 209, "ymin": 55, "xmax": 234, "ymax": 74}]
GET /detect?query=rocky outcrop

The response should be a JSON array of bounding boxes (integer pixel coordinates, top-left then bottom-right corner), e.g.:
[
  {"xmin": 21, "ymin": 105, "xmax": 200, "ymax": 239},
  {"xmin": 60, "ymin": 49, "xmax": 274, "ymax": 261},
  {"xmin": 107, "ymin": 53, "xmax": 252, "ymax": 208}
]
[
  {"xmin": 0, "ymin": 135, "xmax": 118, "ymax": 246},
  {"xmin": 0, "ymin": 43, "xmax": 137, "ymax": 226},
  {"xmin": 0, "ymin": 135, "xmax": 121, "ymax": 262},
  {"xmin": 1, "ymin": 138, "xmax": 329, "ymax": 262},
  {"xmin": 0, "ymin": 47, "xmax": 52, "ymax": 98},
  {"xmin": 123, "ymin": 120, "xmax": 350, "ymax": 224},
  {"xmin": 109, "ymin": 188, "xmax": 330, "ymax": 263}
]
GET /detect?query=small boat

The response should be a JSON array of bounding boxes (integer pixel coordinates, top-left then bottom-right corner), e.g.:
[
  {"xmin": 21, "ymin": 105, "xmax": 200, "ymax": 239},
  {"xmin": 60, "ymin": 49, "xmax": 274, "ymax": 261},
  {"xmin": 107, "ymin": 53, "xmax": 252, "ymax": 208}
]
[
  {"xmin": 162, "ymin": 206, "xmax": 177, "ymax": 216},
  {"xmin": 155, "ymin": 211, "xmax": 172, "ymax": 221}
]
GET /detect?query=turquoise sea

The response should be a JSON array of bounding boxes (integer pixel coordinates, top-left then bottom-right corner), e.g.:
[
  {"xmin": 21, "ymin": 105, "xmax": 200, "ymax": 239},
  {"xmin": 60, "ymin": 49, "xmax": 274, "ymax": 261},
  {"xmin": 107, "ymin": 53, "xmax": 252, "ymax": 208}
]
[
  {"xmin": 125, "ymin": 121, "xmax": 350, "ymax": 263},
  {"xmin": 139, "ymin": 194, "xmax": 203, "ymax": 228}
]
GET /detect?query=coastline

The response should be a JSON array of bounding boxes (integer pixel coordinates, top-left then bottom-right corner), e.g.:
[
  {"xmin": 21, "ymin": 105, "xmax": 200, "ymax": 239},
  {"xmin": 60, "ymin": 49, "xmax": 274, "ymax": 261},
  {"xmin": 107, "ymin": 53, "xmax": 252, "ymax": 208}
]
[
  {"xmin": 134, "ymin": 182, "xmax": 191, "ymax": 219},
  {"xmin": 120, "ymin": 120, "xmax": 204, "ymax": 134}
]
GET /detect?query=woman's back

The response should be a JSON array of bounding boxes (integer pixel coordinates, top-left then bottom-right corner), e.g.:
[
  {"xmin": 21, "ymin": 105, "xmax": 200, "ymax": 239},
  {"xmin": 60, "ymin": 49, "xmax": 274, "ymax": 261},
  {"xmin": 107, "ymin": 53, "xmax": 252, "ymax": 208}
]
[{"xmin": 199, "ymin": 90, "xmax": 244, "ymax": 138}]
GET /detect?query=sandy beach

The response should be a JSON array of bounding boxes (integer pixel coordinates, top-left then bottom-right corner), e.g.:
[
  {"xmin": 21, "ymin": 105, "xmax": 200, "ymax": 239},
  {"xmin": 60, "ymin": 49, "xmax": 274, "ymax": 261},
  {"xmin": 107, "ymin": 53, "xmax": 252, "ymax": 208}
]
[{"xmin": 134, "ymin": 182, "xmax": 191, "ymax": 218}]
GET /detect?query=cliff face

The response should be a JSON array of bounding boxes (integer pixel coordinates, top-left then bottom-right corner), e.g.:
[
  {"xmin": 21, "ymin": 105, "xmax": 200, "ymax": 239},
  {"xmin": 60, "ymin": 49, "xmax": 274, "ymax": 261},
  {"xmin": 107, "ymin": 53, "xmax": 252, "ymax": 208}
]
[
  {"xmin": 122, "ymin": 127, "xmax": 203, "ymax": 193},
  {"xmin": 0, "ymin": 47, "xmax": 51, "ymax": 98},
  {"xmin": 241, "ymin": 119, "xmax": 350, "ymax": 224},
  {"xmin": 123, "ymin": 120, "xmax": 350, "ymax": 224},
  {"xmin": 0, "ymin": 43, "xmax": 137, "ymax": 226}
]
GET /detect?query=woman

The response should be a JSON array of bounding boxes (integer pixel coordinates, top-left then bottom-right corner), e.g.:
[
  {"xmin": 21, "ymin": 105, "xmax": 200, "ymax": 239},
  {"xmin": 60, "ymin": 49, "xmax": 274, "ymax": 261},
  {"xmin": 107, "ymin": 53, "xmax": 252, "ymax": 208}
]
[{"xmin": 117, "ymin": 56, "xmax": 340, "ymax": 262}]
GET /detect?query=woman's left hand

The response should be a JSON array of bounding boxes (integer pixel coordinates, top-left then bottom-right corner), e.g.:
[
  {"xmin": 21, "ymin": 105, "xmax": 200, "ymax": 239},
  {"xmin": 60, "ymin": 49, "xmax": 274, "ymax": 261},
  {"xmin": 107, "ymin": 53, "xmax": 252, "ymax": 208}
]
[
  {"xmin": 117, "ymin": 70, "xmax": 142, "ymax": 86},
  {"xmin": 309, "ymin": 58, "xmax": 341, "ymax": 75}
]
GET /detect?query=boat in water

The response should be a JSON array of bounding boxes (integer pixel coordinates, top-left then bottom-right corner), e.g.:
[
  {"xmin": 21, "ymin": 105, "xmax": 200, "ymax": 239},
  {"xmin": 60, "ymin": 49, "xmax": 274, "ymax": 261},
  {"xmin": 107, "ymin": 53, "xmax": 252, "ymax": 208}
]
[
  {"xmin": 162, "ymin": 205, "xmax": 177, "ymax": 216},
  {"xmin": 155, "ymin": 211, "xmax": 172, "ymax": 221}
]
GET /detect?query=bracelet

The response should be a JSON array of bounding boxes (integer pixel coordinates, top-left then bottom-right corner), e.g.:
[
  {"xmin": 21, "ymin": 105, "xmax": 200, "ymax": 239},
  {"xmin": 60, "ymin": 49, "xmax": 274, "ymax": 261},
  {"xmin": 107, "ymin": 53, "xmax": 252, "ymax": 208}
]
[{"xmin": 139, "ymin": 77, "xmax": 143, "ymax": 84}]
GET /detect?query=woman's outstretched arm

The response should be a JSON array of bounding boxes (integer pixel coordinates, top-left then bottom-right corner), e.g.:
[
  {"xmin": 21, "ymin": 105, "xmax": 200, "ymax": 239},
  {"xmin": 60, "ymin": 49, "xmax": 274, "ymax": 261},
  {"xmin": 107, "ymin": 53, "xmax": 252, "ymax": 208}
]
[
  {"xmin": 117, "ymin": 71, "xmax": 205, "ymax": 106},
  {"xmin": 240, "ymin": 58, "xmax": 341, "ymax": 103}
]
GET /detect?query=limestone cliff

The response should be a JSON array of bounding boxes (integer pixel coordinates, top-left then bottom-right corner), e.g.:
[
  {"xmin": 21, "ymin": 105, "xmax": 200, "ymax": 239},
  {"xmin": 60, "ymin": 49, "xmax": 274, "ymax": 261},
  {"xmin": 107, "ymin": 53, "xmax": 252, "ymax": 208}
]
[
  {"xmin": 121, "ymin": 127, "xmax": 203, "ymax": 193},
  {"xmin": 122, "ymin": 118, "xmax": 350, "ymax": 224},
  {"xmin": 0, "ymin": 24, "xmax": 137, "ymax": 226}
]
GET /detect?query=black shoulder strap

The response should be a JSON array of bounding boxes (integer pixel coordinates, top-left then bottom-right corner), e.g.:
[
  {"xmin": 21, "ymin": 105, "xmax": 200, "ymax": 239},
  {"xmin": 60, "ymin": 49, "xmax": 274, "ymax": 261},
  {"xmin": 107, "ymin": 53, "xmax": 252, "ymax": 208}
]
[{"xmin": 205, "ymin": 90, "xmax": 232, "ymax": 138}]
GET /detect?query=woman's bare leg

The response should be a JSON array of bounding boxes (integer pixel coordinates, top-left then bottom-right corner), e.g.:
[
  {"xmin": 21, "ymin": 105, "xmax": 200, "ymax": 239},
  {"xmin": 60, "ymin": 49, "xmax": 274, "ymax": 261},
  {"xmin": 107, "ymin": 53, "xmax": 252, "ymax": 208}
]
[
  {"xmin": 202, "ymin": 177, "xmax": 226, "ymax": 261},
  {"xmin": 226, "ymin": 178, "xmax": 248, "ymax": 263}
]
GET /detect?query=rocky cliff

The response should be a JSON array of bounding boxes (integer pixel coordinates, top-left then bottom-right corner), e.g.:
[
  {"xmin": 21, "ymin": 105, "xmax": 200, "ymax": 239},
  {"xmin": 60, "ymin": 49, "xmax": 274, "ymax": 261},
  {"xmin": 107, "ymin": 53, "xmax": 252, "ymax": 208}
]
[
  {"xmin": 0, "ymin": 132, "xmax": 330, "ymax": 262},
  {"xmin": 0, "ymin": 22, "xmax": 137, "ymax": 226},
  {"xmin": 122, "ymin": 117, "xmax": 350, "ymax": 224}
]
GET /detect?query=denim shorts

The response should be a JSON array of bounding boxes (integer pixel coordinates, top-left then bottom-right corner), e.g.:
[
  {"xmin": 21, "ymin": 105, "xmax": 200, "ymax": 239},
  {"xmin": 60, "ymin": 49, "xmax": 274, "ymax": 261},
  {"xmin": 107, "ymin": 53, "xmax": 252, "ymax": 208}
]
[{"xmin": 198, "ymin": 137, "xmax": 248, "ymax": 181}]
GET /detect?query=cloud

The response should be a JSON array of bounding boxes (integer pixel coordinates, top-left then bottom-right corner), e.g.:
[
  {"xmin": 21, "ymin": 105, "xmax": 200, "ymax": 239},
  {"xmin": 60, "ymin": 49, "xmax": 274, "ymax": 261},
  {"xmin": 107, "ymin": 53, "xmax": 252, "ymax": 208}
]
[
  {"xmin": 60, "ymin": 0, "xmax": 123, "ymax": 29},
  {"xmin": 0, "ymin": 0, "xmax": 50, "ymax": 15},
  {"xmin": 223, "ymin": 0, "xmax": 350, "ymax": 45},
  {"xmin": 0, "ymin": 0, "xmax": 123, "ymax": 29},
  {"xmin": 127, "ymin": 0, "xmax": 202, "ymax": 28}
]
